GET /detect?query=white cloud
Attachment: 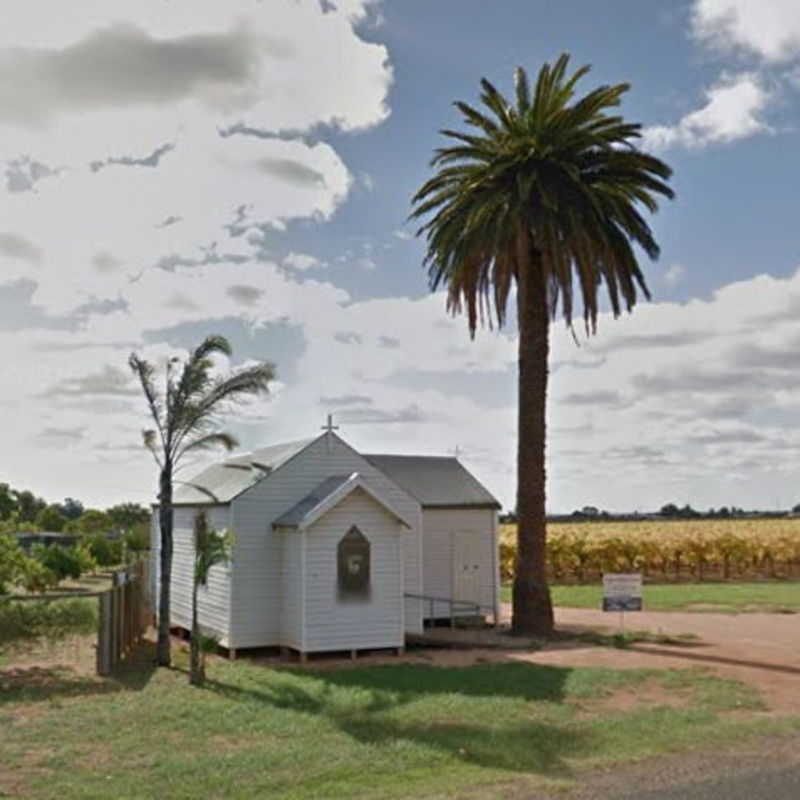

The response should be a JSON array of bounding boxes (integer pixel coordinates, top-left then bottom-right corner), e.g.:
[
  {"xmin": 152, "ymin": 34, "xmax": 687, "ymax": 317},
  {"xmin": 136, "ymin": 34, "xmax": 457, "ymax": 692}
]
[
  {"xmin": 0, "ymin": 0, "xmax": 396, "ymax": 505},
  {"xmin": 544, "ymin": 267, "xmax": 800, "ymax": 511},
  {"xmin": 693, "ymin": 0, "xmax": 800, "ymax": 61},
  {"xmin": 663, "ymin": 263, "xmax": 686, "ymax": 287},
  {"xmin": 5, "ymin": 0, "xmax": 800, "ymax": 518},
  {"xmin": 283, "ymin": 252, "xmax": 324, "ymax": 271},
  {"xmin": 642, "ymin": 73, "xmax": 771, "ymax": 151},
  {"xmin": 0, "ymin": 2, "xmax": 389, "ymax": 319},
  {"xmin": 3, "ymin": 132, "xmax": 352, "ymax": 316},
  {"xmin": 0, "ymin": 1, "xmax": 391, "ymax": 162},
  {"xmin": 7, "ymin": 266, "xmax": 800, "ymax": 514}
]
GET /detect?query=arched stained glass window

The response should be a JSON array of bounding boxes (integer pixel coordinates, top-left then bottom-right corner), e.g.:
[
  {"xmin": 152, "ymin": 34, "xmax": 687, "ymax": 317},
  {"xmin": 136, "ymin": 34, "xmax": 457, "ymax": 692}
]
[{"xmin": 338, "ymin": 526, "xmax": 370, "ymax": 598}]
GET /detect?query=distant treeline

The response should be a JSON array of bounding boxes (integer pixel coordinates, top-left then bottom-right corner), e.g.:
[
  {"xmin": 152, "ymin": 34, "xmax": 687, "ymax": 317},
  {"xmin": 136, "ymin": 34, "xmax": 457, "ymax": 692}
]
[
  {"xmin": 0, "ymin": 482, "xmax": 149, "ymax": 535},
  {"xmin": 500, "ymin": 503, "xmax": 797, "ymax": 524}
]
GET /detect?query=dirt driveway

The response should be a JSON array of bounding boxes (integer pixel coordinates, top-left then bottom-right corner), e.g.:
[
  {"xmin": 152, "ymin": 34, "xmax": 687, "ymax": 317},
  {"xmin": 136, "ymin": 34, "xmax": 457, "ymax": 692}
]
[
  {"xmin": 306, "ymin": 605, "xmax": 799, "ymax": 714},
  {"xmin": 507, "ymin": 605, "xmax": 800, "ymax": 714}
]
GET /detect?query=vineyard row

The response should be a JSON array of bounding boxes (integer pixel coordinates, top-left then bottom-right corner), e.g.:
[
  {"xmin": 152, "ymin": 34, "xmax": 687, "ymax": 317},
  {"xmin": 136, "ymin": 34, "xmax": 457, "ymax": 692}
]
[{"xmin": 498, "ymin": 521, "xmax": 800, "ymax": 582}]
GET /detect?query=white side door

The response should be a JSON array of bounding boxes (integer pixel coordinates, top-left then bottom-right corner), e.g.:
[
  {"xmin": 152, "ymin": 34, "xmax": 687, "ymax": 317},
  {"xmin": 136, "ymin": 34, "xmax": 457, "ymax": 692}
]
[{"xmin": 453, "ymin": 532, "xmax": 483, "ymax": 607}]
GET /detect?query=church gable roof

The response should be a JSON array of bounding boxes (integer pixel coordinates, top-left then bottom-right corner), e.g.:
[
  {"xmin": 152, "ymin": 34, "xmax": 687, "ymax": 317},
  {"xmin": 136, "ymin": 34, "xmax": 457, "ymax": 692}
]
[
  {"xmin": 272, "ymin": 472, "xmax": 412, "ymax": 530},
  {"xmin": 171, "ymin": 432, "xmax": 499, "ymax": 512},
  {"xmin": 363, "ymin": 454, "xmax": 500, "ymax": 509}
]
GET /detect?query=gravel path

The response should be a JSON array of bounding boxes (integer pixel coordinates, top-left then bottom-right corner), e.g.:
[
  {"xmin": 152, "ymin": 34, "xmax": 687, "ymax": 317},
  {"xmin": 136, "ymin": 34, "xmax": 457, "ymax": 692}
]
[{"xmin": 522, "ymin": 606, "xmax": 800, "ymax": 714}]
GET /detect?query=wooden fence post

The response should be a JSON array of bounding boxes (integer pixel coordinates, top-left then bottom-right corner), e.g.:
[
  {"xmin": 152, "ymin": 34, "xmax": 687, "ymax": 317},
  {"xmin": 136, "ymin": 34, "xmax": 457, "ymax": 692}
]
[
  {"xmin": 97, "ymin": 592, "xmax": 112, "ymax": 676},
  {"xmin": 95, "ymin": 559, "xmax": 151, "ymax": 677}
]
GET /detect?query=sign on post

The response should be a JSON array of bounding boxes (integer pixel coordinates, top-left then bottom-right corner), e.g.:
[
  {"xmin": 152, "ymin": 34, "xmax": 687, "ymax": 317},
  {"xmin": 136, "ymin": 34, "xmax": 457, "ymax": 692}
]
[{"xmin": 602, "ymin": 573, "xmax": 643, "ymax": 612}]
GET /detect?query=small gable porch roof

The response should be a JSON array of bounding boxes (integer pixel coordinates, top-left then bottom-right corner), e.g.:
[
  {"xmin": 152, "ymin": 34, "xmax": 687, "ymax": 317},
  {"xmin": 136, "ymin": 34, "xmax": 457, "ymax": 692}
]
[{"xmin": 272, "ymin": 472, "xmax": 413, "ymax": 531}]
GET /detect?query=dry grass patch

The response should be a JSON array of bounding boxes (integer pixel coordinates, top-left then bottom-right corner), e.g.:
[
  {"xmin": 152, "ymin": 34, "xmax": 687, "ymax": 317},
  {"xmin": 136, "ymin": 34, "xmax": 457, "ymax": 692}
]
[{"xmin": 570, "ymin": 678, "xmax": 690, "ymax": 719}]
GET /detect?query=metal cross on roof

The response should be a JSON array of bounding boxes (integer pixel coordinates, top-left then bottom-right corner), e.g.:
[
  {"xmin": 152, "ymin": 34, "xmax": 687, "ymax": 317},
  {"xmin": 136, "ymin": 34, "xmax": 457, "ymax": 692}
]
[{"xmin": 321, "ymin": 414, "xmax": 339, "ymax": 434}]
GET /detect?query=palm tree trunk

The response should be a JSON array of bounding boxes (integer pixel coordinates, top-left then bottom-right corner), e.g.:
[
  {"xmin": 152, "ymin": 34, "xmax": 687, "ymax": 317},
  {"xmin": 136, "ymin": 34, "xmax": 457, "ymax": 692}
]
[
  {"xmin": 190, "ymin": 575, "xmax": 202, "ymax": 685},
  {"xmin": 512, "ymin": 237, "xmax": 555, "ymax": 636},
  {"xmin": 157, "ymin": 464, "xmax": 173, "ymax": 667}
]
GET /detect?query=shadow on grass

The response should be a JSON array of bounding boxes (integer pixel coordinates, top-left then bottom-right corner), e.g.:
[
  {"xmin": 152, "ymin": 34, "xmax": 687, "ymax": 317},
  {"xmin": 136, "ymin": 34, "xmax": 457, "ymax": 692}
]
[
  {"xmin": 0, "ymin": 641, "xmax": 156, "ymax": 705},
  {"xmin": 337, "ymin": 715, "xmax": 588, "ymax": 777},
  {"xmin": 204, "ymin": 662, "xmax": 592, "ymax": 777},
  {"xmin": 210, "ymin": 662, "xmax": 573, "ymax": 705}
]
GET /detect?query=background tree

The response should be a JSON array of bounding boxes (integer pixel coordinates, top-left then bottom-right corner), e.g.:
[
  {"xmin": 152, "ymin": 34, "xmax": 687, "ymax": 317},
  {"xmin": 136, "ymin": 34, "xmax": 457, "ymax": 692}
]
[
  {"xmin": 0, "ymin": 484, "xmax": 17, "ymax": 519},
  {"xmin": 80, "ymin": 533, "xmax": 122, "ymax": 567},
  {"xmin": 411, "ymin": 54, "xmax": 673, "ymax": 634},
  {"xmin": 107, "ymin": 502, "xmax": 150, "ymax": 533},
  {"xmin": 35, "ymin": 505, "xmax": 67, "ymax": 532},
  {"xmin": 130, "ymin": 335, "xmax": 273, "ymax": 667},
  {"xmin": 0, "ymin": 512, "xmax": 37, "ymax": 534},
  {"xmin": 58, "ymin": 497, "xmax": 85, "ymax": 520},
  {"xmin": 77, "ymin": 509, "xmax": 112, "ymax": 535},
  {"xmin": 13, "ymin": 489, "xmax": 46, "ymax": 523},
  {"xmin": 190, "ymin": 510, "xmax": 233, "ymax": 686}
]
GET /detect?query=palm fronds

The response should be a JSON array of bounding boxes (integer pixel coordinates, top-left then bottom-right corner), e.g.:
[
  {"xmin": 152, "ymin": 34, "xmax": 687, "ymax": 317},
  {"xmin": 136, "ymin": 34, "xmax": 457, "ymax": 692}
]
[
  {"xmin": 410, "ymin": 53, "xmax": 675, "ymax": 337},
  {"xmin": 129, "ymin": 336, "xmax": 275, "ymax": 467}
]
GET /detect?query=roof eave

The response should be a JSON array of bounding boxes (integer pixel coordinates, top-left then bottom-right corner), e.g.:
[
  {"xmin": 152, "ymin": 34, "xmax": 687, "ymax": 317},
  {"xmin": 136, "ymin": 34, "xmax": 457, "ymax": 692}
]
[
  {"xmin": 154, "ymin": 500, "xmax": 231, "ymax": 509},
  {"xmin": 272, "ymin": 474, "xmax": 413, "ymax": 531},
  {"xmin": 299, "ymin": 478, "xmax": 412, "ymax": 530},
  {"xmin": 422, "ymin": 502, "xmax": 501, "ymax": 510}
]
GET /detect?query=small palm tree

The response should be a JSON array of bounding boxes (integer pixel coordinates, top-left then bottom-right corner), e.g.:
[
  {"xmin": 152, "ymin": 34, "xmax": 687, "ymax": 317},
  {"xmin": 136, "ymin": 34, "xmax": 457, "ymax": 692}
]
[
  {"xmin": 130, "ymin": 335, "xmax": 274, "ymax": 666},
  {"xmin": 411, "ymin": 54, "xmax": 674, "ymax": 635},
  {"xmin": 190, "ymin": 510, "xmax": 233, "ymax": 686}
]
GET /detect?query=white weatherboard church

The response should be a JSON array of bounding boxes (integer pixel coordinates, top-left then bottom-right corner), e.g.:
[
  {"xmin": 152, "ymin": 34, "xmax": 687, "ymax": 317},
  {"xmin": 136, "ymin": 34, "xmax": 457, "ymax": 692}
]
[{"xmin": 151, "ymin": 423, "xmax": 501, "ymax": 658}]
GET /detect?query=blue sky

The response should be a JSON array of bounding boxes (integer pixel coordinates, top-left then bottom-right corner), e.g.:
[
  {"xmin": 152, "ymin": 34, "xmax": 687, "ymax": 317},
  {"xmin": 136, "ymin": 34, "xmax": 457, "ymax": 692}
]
[{"xmin": 2, "ymin": 0, "xmax": 800, "ymax": 512}]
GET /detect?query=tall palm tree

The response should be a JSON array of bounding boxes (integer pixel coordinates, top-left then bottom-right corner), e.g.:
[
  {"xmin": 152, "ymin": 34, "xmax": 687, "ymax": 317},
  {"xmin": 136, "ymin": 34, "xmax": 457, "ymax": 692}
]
[
  {"xmin": 411, "ymin": 54, "xmax": 674, "ymax": 635},
  {"xmin": 130, "ymin": 335, "xmax": 274, "ymax": 666}
]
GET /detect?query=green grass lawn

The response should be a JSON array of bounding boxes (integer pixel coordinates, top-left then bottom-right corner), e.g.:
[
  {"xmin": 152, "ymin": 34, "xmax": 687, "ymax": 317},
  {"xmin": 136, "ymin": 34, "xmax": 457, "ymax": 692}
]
[
  {"xmin": 2, "ymin": 646, "xmax": 798, "ymax": 799},
  {"xmin": 500, "ymin": 581, "xmax": 800, "ymax": 612}
]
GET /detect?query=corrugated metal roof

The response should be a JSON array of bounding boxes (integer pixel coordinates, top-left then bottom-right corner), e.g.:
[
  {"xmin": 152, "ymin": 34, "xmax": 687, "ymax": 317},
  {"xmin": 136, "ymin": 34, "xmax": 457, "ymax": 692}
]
[
  {"xmin": 173, "ymin": 437, "xmax": 315, "ymax": 505},
  {"xmin": 272, "ymin": 474, "xmax": 353, "ymax": 527},
  {"xmin": 364, "ymin": 454, "xmax": 500, "ymax": 509}
]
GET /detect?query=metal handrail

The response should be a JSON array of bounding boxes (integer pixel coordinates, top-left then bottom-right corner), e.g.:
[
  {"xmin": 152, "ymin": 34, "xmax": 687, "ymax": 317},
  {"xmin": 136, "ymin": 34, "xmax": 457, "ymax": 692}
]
[{"xmin": 404, "ymin": 592, "xmax": 493, "ymax": 628}]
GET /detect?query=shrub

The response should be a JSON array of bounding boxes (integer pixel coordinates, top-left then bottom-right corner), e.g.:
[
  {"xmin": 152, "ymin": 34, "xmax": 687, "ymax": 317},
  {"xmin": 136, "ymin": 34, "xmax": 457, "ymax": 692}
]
[
  {"xmin": 81, "ymin": 534, "xmax": 123, "ymax": 567},
  {"xmin": 21, "ymin": 559, "xmax": 59, "ymax": 593},
  {"xmin": 0, "ymin": 533, "xmax": 27, "ymax": 593},
  {"xmin": 123, "ymin": 524, "xmax": 150, "ymax": 553},
  {"xmin": 0, "ymin": 534, "xmax": 58, "ymax": 594},
  {"xmin": 75, "ymin": 542, "xmax": 98, "ymax": 575},
  {"xmin": 0, "ymin": 597, "xmax": 97, "ymax": 649},
  {"xmin": 31, "ymin": 543, "xmax": 82, "ymax": 582}
]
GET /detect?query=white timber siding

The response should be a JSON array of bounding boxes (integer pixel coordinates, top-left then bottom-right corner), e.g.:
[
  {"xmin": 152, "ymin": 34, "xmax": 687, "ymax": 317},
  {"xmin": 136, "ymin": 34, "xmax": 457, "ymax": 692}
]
[
  {"xmin": 422, "ymin": 508, "xmax": 499, "ymax": 619},
  {"xmin": 303, "ymin": 489, "xmax": 404, "ymax": 653},
  {"xmin": 279, "ymin": 531, "xmax": 304, "ymax": 650},
  {"xmin": 229, "ymin": 433, "xmax": 423, "ymax": 649},
  {"xmin": 150, "ymin": 504, "xmax": 233, "ymax": 646}
]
